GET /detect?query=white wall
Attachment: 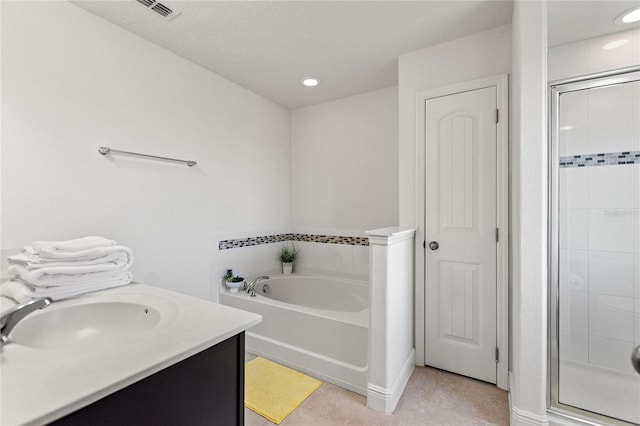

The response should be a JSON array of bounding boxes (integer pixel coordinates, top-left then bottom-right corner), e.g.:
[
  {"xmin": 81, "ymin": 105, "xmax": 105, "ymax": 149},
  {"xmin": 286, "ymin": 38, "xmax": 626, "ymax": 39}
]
[
  {"xmin": 290, "ymin": 86, "xmax": 399, "ymax": 234},
  {"xmin": 288, "ymin": 86, "xmax": 398, "ymax": 281},
  {"xmin": 510, "ymin": 0, "xmax": 547, "ymax": 424},
  {"xmin": 398, "ymin": 24, "xmax": 512, "ymax": 228},
  {"xmin": 1, "ymin": 1, "xmax": 290, "ymax": 300}
]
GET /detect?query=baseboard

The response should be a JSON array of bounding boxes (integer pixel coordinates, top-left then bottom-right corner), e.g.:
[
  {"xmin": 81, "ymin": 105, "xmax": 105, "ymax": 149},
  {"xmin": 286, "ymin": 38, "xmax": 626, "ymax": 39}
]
[
  {"xmin": 508, "ymin": 372, "xmax": 513, "ymax": 416},
  {"xmin": 366, "ymin": 348, "xmax": 415, "ymax": 414},
  {"xmin": 511, "ymin": 406, "xmax": 549, "ymax": 426},
  {"xmin": 509, "ymin": 373, "xmax": 549, "ymax": 426}
]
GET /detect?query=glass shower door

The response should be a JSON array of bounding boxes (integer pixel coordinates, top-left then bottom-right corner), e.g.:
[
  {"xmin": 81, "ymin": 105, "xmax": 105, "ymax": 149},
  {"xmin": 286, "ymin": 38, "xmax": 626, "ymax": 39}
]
[{"xmin": 550, "ymin": 68, "xmax": 640, "ymax": 425}]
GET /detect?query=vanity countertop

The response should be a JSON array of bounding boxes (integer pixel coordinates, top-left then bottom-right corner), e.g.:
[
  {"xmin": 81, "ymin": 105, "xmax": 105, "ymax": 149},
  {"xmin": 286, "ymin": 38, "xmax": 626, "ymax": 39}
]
[{"xmin": 0, "ymin": 284, "xmax": 261, "ymax": 426}]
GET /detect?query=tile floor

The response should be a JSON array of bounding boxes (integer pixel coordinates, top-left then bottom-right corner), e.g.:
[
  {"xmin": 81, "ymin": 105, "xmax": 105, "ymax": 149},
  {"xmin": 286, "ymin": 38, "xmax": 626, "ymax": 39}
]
[{"xmin": 244, "ymin": 362, "xmax": 510, "ymax": 426}]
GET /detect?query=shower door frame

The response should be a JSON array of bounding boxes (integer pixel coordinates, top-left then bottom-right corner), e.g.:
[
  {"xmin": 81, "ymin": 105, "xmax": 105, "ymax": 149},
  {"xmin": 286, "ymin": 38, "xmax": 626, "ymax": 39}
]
[{"xmin": 548, "ymin": 65, "xmax": 640, "ymax": 426}]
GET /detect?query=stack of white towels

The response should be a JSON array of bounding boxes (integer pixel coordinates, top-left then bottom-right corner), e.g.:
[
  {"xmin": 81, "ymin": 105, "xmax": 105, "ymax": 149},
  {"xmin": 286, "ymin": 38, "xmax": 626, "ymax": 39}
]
[{"xmin": 1, "ymin": 236, "xmax": 133, "ymax": 304}]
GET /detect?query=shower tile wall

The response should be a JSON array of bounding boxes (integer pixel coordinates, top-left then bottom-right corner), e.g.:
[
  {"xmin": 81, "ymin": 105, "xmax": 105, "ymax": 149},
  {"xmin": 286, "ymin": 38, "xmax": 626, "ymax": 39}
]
[
  {"xmin": 558, "ymin": 80, "xmax": 640, "ymax": 375},
  {"xmin": 291, "ymin": 240, "xmax": 369, "ymax": 279},
  {"xmin": 548, "ymin": 28, "xmax": 640, "ymax": 81}
]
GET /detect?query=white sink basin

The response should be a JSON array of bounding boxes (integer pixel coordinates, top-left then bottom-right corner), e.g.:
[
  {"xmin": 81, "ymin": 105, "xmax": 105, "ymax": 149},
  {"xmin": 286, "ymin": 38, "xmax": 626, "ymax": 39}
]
[
  {"xmin": 1, "ymin": 284, "xmax": 263, "ymax": 426},
  {"xmin": 10, "ymin": 300, "xmax": 164, "ymax": 350}
]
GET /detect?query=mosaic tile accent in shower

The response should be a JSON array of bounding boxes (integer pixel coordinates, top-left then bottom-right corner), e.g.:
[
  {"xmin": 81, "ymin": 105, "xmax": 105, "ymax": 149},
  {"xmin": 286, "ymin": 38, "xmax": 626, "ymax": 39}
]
[
  {"xmin": 218, "ymin": 233, "xmax": 369, "ymax": 250},
  {"xmin": 559, "ymin": 150, "xmax": 640, "ymax": 168}
]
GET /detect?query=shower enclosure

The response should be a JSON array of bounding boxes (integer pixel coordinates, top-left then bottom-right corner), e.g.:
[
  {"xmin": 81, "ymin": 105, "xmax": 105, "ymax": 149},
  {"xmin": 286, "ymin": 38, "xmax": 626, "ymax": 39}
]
[{"xmin": 549, "ymin": 66, "xmax": 640, "ymax": 425}]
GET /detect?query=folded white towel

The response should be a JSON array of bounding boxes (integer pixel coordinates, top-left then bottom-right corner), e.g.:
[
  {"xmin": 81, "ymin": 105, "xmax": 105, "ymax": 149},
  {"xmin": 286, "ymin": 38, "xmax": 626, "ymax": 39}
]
[
  {"xmin": 1, "ymin": 273, "xmax": 133, "ymax": 303},
  {"xmin": 8, "ymin": 258, "xmax": 134, "ymax": 287},
  {"xmin": 9, "ymin": 246, "xmax": 133, "ymax": 270},
  {"xmin": 31, "ymin": 236, "xmax": 116, "ymax": 255},
  {"xmin": 1, "ymin": 281, "xmax": 34, "ymax": 304},
  {"xmin": 19, "ymin": 244, "xmax": 132, "ymax": 262}
]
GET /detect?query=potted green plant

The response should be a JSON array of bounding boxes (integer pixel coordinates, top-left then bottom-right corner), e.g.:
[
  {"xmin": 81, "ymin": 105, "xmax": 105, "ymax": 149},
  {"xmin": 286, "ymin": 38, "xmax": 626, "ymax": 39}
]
[
  {"xmin": 279, "ymin": 243, "xmax": 299, "ymax": 275},
  {"xmin": 223, "ymin": 269, "xmax": 245, "ymax": 293}
]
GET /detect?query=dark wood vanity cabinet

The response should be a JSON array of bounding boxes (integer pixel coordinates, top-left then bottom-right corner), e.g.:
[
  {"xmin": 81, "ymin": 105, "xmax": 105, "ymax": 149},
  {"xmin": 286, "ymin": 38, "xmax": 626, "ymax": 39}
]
[{"xmin": 51, "ymin": 332, "xmax": 245, "ymax": 426}]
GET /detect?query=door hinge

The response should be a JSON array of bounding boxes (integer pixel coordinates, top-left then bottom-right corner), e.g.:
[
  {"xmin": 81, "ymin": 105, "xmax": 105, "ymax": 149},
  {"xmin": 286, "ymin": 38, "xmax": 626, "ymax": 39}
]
[
  {"xmin": 495, "ymin": 347, "xmax": 500, "ymax": 362},
  {"xmin": 496, "ymin": 228, "xmax": 499, "ymax": 243},
  {"xmin": 496, "ymin": 109, "xmax": 499, "ymax": 124}
]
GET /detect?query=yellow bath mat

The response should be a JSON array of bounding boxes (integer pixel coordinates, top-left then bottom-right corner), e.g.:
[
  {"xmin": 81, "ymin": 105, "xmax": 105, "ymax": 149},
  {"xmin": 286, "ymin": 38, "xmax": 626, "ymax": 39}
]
[{"xmin": 245, "ymin": 357, "xmax": 322, "ymax": 424}]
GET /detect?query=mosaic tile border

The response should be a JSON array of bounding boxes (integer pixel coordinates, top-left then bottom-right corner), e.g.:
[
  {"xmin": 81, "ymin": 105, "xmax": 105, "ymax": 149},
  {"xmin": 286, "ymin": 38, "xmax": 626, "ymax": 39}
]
[
  {"xmin": 218, "ymin": 234, "xmax": 289, "ymax": 250},
  {"xmin": 560, "ymin": 150, "xmax": 640, "ymax": 168},
  {"xmin": 218, "ymin": 233, "xmax": 369, "ymax": 250},
  {"xmin": 289, "ymin": 234, "xmax": 369, "ymax": 246}
]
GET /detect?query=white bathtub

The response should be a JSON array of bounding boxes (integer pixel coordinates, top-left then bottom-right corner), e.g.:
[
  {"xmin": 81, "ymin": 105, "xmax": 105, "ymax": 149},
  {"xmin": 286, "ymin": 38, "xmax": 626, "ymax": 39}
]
[{"xmin": 220, "ymin": 274, "xmax": 369, "ymax": 395}]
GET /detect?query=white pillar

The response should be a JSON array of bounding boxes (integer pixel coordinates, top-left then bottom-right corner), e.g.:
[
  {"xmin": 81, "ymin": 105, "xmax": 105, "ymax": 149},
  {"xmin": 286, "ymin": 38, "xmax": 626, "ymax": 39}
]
[
  {"xmin": 511, "ymin": 0, "xmax": 548, "ymax": 424},
  {"xmin": 365, "ymin": 226, "xmax": 416, "ymax": 414}
]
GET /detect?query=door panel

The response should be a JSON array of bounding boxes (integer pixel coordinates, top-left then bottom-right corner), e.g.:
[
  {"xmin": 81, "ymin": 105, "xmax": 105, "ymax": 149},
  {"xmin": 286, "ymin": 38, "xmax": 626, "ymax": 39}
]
[
  {"xmin": 439, "ymin": 114, "xmax": 479, "ymax": 232},
  {"xmin": 425, "ymin": 86, "xmax": 497, "ymax": 384},
  {"xmin": 438, "ymin": 261, "xmax": 481, "ymax": 345}
]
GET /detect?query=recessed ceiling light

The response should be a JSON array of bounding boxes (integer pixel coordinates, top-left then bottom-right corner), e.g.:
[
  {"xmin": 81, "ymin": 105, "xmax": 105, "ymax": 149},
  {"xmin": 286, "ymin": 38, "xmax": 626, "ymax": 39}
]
[
  {"xmin": 301, "ymin": 77, "xmax": 321, "ymax": 87},
  {"xmin": 615, "ymin": 6, "xmax": 640, "ymax": 24},
  {"xmin": 603, "ymin": 39, "xmax": 628, "ymax": 50}
]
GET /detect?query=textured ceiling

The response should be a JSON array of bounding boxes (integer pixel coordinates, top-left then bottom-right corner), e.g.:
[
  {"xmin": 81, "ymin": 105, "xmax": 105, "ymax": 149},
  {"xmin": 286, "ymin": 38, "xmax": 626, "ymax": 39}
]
[
  {"xmin": 71, "ymin": 0, "xmax": 513, "ymax": 109},
  {"xmin": 70, "ymin": 1, "xmax": 640, "ymax": 109}
]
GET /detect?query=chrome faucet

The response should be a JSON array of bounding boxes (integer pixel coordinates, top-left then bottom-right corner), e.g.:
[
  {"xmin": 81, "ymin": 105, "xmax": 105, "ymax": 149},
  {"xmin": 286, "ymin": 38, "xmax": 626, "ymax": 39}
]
[
  {"xmin": 1, "ymin": 298, "xmax": 52, "ymax": 347},
  {"xmin": 246, "ymin": 276, "xmax": 269, "ymax": 297}
]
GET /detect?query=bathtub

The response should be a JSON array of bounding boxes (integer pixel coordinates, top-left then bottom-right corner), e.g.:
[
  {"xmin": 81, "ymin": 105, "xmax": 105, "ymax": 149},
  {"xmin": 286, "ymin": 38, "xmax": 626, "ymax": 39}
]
[{"xmin": 219, "ymin": 274, "xmax": 369, "ymax": 395}]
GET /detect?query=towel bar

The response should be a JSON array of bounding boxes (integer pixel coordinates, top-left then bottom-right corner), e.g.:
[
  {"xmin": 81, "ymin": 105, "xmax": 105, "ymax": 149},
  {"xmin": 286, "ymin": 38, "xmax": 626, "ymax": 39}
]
[{"xmin": 98, "ymin": 147, "xmax": 197, "ymax": 167}]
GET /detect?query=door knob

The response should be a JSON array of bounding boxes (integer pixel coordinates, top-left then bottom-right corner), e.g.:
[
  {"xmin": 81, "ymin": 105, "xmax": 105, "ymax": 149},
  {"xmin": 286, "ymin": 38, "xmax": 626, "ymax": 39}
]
[
  {"xmin": 632, "ymin": 345, "xmax": 640, "ymax": 374},
  {"xmin": 428, "ymin": 241, "xmax": 439, "ymax": 251}
]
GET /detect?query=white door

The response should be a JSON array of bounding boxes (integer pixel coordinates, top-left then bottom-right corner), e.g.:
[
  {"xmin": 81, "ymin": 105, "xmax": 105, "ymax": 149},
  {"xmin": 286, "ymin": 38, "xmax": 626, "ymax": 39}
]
[{"xmin": 425, "ymin": 86, "xmax": 498, "ymax": 384}]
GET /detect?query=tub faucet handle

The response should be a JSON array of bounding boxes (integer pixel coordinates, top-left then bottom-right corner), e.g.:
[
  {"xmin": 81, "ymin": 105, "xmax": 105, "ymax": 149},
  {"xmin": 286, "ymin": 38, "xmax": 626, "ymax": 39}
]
[{"xmin": 247, "ymin": 276, "xmax": 270, "ymax": 297}]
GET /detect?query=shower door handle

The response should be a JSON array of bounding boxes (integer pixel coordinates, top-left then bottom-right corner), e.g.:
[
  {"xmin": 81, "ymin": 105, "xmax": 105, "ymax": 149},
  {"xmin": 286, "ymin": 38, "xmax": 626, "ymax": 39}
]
[{"xmin": 633, "ymin": 345, "xmax": 640, "ymax": 374}]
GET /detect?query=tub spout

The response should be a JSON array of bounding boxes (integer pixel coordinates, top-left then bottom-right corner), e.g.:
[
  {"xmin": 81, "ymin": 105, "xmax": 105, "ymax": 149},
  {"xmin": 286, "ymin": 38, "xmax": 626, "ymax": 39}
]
[{"xmin": 246, "ymin": 276, "xmax": 269, "ymax": 297}]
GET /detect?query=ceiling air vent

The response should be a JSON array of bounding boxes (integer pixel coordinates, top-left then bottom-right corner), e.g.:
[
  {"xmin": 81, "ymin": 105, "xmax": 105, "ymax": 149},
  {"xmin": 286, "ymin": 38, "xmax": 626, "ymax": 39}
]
[{"xmin": 135, "ymin": 0, "xmax": 181, "ymax": 21}]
